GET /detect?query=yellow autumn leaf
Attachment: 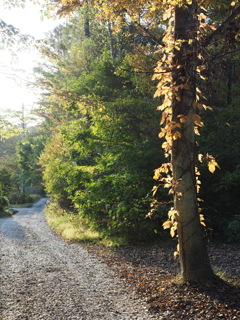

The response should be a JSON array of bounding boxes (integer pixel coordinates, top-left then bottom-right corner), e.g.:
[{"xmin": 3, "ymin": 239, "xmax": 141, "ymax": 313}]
[
  {"xmin": 168, "ymin": 208, "xmax": 178, "ymax": 219},
  {"xmin": 173, "ymin": 131, "xmax": 182, "ymax": 140},
  {"xmin": 194, "ymin": 126, "xmax": 200, "ymax": 136},
  {"xmin": 170, "ymin": 224, "xmax": 177, "ymax": 237},
  {"xmin": 200, "ymin": 74, "xmax": 207, "ymax": 80},
  {"xmin": 164, "ymin": 182, "xmax": 172, "ymax": 188},
  {"xmin": 196, "ymin": 65, "xmax": 205, "ymax": 72},
  {"xmin": 160, "ymin": 163, "xmax": 170, "ymax": 174},
  {"xmin": 174, "ymin": 251, "xmax": 179, "ymax": 259},
  {"xmin": 198, "ymin": 13, "xmax": 207, "ymax": 21},
  {"xmin": 163, "ymin": 220, "xmax": 172, "ymax": 229},
  {"xmin": 208, "ymin": 159, "xmax": 220, "ymax": 173},
  {"xmin": 162, "ymin": 8, "xmax": 172, "ymax": 21},
  {"xmin": 152, "ymin": 185, "xmax": 159, "ymax": 196},
  {"xmin": 208, "ymin": 163, "xmax": 216, "ymax": 173},
  {"xmin": 231, "ymin": 1, "xmax": 236, "ymax": 6},
  {"xmin": 160, "ymin": 112, "xmax": 167, "ymax": 125},
  {"xmin": 203, "ymin": 104, "xmax": 213, "ymax": 111},
  {"xmin": 195, "ymin": 167, "xmax": 201, "ymax": 175},
  {"xmin": 153, "ymin": 168, "xmax": 161, "ymax": 180},
  {"xmin": 150, "ymin": 5, "xmax": 157, "ymax": 12},
  {"xmin": 195, "ymin": 121, "xmax": 204, "ymax": 127},
  {"xmin": 161, "ymin": 88, "xmax": 171, "ymax": 95},
  {"xmin": 170, "ymin": 228, "xmax": 175, "ymax": 237},
  {"xmin": 162, "ymin": 141, "xmax": 168, "ymax": 149},
  {"xmin": 198, "ymin": 153, "xmax": 203, "ymax": 162},
  {"xmin": 153, "ymin": 88, "xmax": 163, "ymax": 98},
  {"xmin": 179, "ymin": 116, "xmax": 186, "ymax": 123}
]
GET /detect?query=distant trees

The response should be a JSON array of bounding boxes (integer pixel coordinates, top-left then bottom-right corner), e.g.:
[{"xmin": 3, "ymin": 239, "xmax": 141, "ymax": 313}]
[{"xmin": 0, "ymin": 112, "xmax": 44, "ymax": 205}]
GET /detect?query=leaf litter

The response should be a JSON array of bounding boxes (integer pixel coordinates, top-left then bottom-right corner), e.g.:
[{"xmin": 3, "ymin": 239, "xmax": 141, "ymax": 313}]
[{"xmin": 82, "ymin": 243, "xmax": 240, "ymax": 319}]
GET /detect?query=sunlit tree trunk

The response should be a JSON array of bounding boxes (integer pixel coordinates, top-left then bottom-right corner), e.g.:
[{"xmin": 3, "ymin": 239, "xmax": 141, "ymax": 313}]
[
  {"xmin": 107, "ymin": 21, "xmax": 115, "ymax": 59},
  {"xmin": 171, "ymin": 1, "xmax": 215, "ymax": 283}
]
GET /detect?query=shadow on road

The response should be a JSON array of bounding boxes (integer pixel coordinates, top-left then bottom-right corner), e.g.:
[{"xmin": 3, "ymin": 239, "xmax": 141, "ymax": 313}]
[
  {"xmin": 0, "ymin": 218, "xmax": 27, "ymax": 240},
  {"xmin": 0, "ymin": 198, "xmax": 49, "ymax": 240}
]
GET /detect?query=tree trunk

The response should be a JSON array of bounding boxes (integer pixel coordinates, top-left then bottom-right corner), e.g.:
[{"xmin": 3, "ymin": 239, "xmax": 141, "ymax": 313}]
[
  {"xmin": 107, "ymin": 21, "xmax": 115, "ymax": 59},
  {"xmin": 227, "ymin": 59, "xmax": 235, "ymax": 105},
  {"xmin": 84, "ymin": 1, "xmax": 91, "ymax": 38},
  {"xmin": 171, "ymin": 2, "xmax": 215, "ymax": 283}
]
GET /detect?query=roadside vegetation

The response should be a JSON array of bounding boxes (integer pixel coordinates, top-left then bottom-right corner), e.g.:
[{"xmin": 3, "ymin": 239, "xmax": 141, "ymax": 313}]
[{"xmin": 45, "ymin": 200, "xmax": 123, "ymax": 246}]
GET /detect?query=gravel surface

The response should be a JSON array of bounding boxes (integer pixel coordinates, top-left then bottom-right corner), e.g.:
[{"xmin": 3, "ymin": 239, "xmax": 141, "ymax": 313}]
[{"xmin": 0, "ymin": 198, "xmax": 161, "ymax": 320}]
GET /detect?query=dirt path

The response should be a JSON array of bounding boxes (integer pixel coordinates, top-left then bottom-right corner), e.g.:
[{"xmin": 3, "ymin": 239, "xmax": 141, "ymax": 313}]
[{"xmin": 0, "ymin": 198, "xmax": 160, "ymax": 320}]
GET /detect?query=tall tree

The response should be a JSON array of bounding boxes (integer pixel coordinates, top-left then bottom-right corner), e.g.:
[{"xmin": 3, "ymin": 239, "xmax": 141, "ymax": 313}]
[
  {"xmin": 167, "ymin": 1, "xmax": 214, "ymax": 283},
  {"xmin": 154, "ymin": 0, "xmax": 239, "ymax": 283}
]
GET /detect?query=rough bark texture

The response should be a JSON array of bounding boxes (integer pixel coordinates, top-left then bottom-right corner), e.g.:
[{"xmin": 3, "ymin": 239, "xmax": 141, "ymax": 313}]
[{"xmin": 172, "ymin": 2, "xmax": 215, "ymax": 283}]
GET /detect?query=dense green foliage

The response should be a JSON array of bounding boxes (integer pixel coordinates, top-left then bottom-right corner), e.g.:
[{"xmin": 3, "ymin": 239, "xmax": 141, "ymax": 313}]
[
  {"xmin": 0, "ymin": 168, "xmax": 12, "ymax": 196},
  {"xmin": 15, "ymin": 7, "xmax": 239, "ymax": 243},
  {"xmin": 0, "ymin": 196, "xmax": 9, "ymax": 211},
  {"xmin": 0, "ymin": 120, "xmax": 45, "ymax": 206},
  {"xmin": 36, "ymin": 11, "xmax": 168, "ymax": 242}
]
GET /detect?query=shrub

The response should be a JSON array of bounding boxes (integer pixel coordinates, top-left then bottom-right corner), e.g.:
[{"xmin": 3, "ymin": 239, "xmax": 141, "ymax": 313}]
[
  {"xmin": 0, "ymin": 196, "xmax": 10, "ymax": 211},
  {"xmin": 226, "ymin": 215, "xmax": 240, "ymax": 243},
  {"xmin": 8, "ymin": 192, "xmax": 34, "ymax": 204}
]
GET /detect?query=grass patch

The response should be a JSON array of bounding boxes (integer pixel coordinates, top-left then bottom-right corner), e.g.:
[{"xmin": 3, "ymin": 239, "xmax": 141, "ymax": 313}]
[
  {"xmin": 45, "ymin": 200, "xmax": 125, "ymax": 246},
  {"xmin": 214, "ymin": 269, "xmax": 239, "ymax": 286},
  {"xmin": 9, "ymin": 203, "xmax": 34, "ymax": 208}
]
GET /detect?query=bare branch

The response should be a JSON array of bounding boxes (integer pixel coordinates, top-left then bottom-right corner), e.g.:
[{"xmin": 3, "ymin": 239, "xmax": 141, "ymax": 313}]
[{"xmin": 203, "ymin": 6, "xmax": 240, "ymax": 46}]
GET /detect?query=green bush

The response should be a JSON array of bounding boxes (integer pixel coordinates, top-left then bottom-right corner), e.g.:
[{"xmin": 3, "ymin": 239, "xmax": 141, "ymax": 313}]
[
  {"xmin": 0, "ymin": 196, "xmax": 10, "ymax": 211},
  {"xmin": 8, "ymin": 192, "xmax": 35, "ymax": 204},
  {"xmin": 226, "ymin": 215, "xmax": 240, "ymax": 243},
  {"xmin": 0, "ymin": 169, "xmax": 12, "ymax": 196}
]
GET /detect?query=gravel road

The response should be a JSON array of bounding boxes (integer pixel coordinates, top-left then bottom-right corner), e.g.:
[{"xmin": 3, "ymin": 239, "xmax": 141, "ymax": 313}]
[{"xmin": 0, "ymin": 198, "xmax": 160, "ymax": 320}]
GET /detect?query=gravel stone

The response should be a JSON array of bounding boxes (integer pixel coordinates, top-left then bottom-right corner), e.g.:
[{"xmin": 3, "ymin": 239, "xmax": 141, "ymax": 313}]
[{"xmin": 0, "ymin": 198, "xmax": 162, "ymax": 320}]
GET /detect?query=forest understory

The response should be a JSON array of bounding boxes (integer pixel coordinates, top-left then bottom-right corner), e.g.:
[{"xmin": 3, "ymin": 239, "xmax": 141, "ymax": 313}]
[{"xmin": 82, "ymin": 242, "xmax": 240, "ymax": 319}]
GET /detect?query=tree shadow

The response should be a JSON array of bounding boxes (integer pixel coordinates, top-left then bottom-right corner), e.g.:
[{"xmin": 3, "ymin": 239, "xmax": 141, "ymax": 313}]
[
  {"xmin": 108, "ymin": 244, "xmax": 180, "ymax": 273},
  {"xmin": 191, "ymin": 278, "xmax": 240, "ymax": 313},
  {"xmin": 0, "ymin": 218, "xmax": 27, "ymax": 240}
]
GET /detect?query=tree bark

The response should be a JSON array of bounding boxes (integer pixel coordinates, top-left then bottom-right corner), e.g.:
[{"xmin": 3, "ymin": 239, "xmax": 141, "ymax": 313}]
[
  {"xmin": 227, "ymin": 59, "xmax": 235, "ymax": 105},
  {"xmin": 107, "ymin": 21, "xmax": 115, "ymax": 59},
  {"xmin": 84, "ymin": 1, "xmax": 91, "ymax": 38},
  {"xmin": 171, "ymin": 2, "xmax": 215, "ymax": 283}
]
